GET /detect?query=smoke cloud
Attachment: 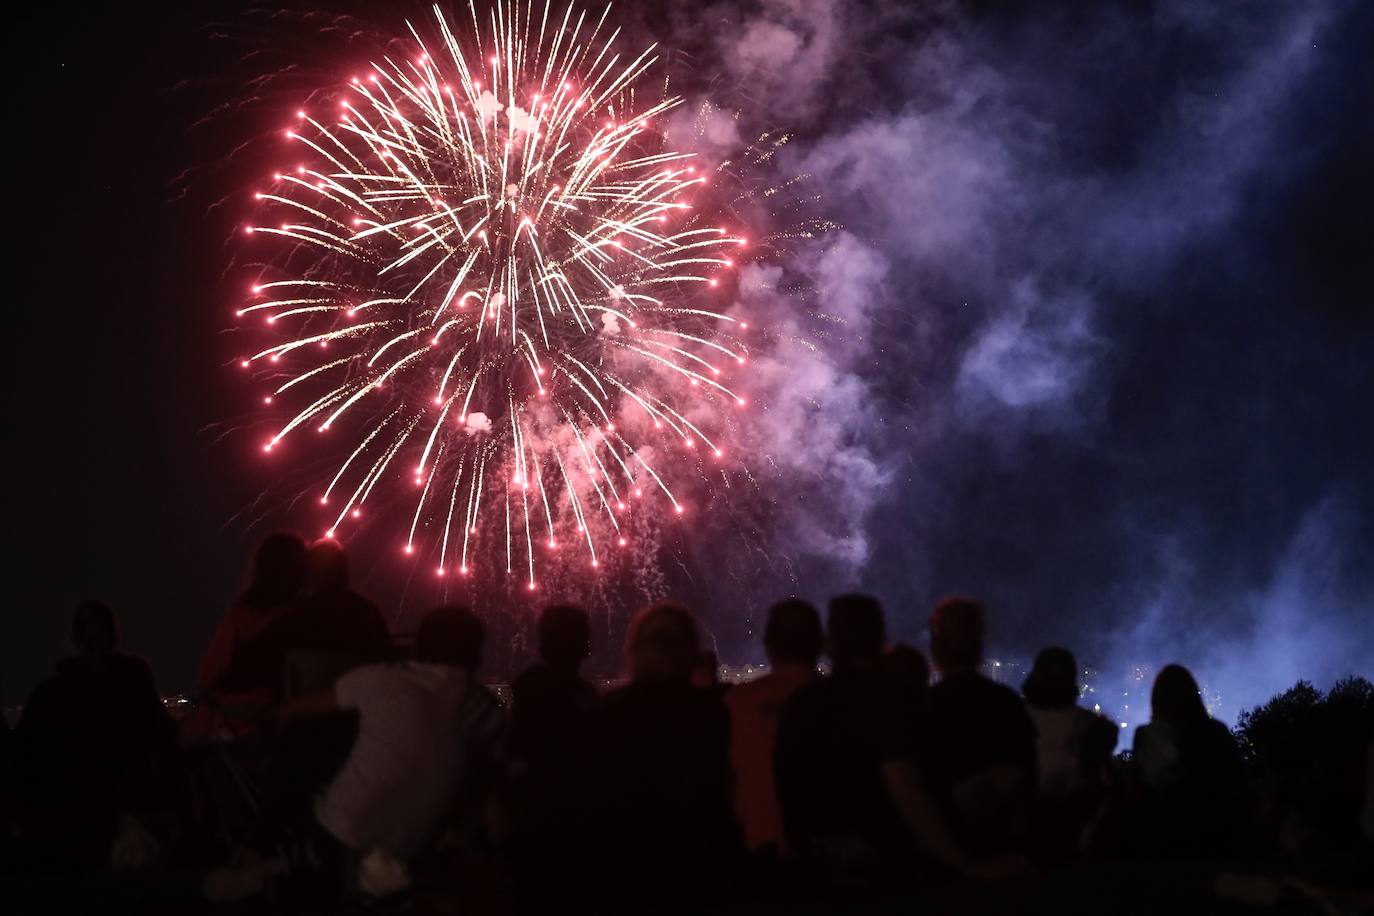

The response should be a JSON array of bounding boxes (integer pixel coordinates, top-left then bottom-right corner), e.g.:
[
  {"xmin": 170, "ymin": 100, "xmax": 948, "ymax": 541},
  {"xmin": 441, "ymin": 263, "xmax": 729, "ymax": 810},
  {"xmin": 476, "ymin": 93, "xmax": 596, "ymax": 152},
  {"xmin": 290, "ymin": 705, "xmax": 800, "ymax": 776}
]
[{"xmin": 661, "ymin": 0, "xmax": 1373, "ymax": 723}]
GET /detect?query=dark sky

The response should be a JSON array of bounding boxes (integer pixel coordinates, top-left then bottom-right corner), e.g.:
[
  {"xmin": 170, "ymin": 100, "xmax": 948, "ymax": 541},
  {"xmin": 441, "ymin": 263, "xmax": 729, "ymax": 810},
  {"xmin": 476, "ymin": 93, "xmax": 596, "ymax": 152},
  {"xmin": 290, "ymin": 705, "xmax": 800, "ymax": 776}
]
[{"xmin": 7, "ymin": 0, "xmax": 1373, "ymax": 719}]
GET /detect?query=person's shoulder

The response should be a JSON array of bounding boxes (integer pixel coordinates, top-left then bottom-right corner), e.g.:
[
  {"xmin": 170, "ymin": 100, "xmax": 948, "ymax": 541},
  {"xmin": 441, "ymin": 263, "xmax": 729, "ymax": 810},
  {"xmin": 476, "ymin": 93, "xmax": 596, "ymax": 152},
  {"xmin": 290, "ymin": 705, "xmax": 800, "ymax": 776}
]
[
  {"xmin": 928, "ymin": 670, "xmax": 984, "ymax": 703},
  {"xmin": 112, "ymin": 651, "xmax": 156, "ymax": 676},
  {"xmin": 958, "ymin": 672, "xmax": 1026, "ymax": 706},
  {"xmin": 512, "ymin": 663, "xmax": 552, "ymax": 694},
  {"xmin": 929, "ymin": 670, "xmax": 975, "ymax": 695},
  {"xmin": 23, "ymin": 671, "xmax": 65, "ymax": 708},
  {"xmin": 111, "ymin": 652, "xmax": 161, "ymax": 691},
  {"xmin": 777, "ymin": 674, "xmax": 833, "ymax": 719},
  {"xmin": 1201, "ymin": 716, "xmax": 1238, "ymax": 748},
  {"xmin": 1133, "ymin": 721, "xmax": 1162, "ymax": 747},
  {"xmin": 988, "ymin": 677, "xmax": 1029, "ymax": 707}
]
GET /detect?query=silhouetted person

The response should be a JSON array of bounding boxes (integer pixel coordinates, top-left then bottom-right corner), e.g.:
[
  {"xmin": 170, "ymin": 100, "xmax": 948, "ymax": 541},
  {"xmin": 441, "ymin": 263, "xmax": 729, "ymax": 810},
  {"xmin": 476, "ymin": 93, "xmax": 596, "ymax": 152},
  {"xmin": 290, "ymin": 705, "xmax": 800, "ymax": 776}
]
[
  {"xmin": 1019, "ymin": 647, "xmax": 1117, "ymax": 862},
  {"xmin": 725, "ymin": 598, "xmax": 822, "ymax": 854},
  {"xmin": 588, "ymin": 603, "xmax": 742, "ymax": 910},
  {"xmin": 1133, "ymin": 663, "xmax": 1244, "ymax": 855},
  {"xmin": 277, "ymin": 605, "xmax": 503, "ymax": 880},
  {"xmin": 1022, "ymin": 647, "xmax": 1117, "ymax": 797},
  {"xmin": 14, "ymin": 601, "xmax": 174, "ymax": 869},
  {"xmin": 294, "ymin": 538, "xmax": 391, "ymax": 673},
  {"xmin": 226, "ymin": 541, "xmax": 394, "ymax": 838},
  {"xmin": 191, "ymin": 531, "xmax": 307, "ymax": 737},
  {"xmin": 510, "ymin": 604, "xmax": 597, "ymax": 763},
  {"xmin": 922, "ymin": 597, "xmax": 1037, "ymax": 854},
  {"xmin": 220, "ymin": 538, "xmax": 391, "ymax": 700},
  {"xmin": 776, "ymin": 595, "xmax": 971, "ymax": 888},
  {"xmin": 507, "ymin": 604, "xmax": 598, "ymax": 912}
]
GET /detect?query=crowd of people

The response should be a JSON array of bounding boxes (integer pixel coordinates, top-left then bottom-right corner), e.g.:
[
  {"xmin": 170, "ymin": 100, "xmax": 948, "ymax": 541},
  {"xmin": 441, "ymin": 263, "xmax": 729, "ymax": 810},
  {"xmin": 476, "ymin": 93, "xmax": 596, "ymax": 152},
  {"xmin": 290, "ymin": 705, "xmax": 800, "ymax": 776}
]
[{"xmin": 1, "ymin": 530, "xmax": 1371, "ymax": 913}]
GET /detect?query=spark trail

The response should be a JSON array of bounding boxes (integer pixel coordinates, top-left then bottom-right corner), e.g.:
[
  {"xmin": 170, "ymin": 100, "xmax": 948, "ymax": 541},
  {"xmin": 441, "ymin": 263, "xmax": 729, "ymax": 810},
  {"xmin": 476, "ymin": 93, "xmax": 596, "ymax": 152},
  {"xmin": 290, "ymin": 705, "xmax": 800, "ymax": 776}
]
[{"xmin": 238, "ymin": 1, "xmax": 751, "ymax": 590}]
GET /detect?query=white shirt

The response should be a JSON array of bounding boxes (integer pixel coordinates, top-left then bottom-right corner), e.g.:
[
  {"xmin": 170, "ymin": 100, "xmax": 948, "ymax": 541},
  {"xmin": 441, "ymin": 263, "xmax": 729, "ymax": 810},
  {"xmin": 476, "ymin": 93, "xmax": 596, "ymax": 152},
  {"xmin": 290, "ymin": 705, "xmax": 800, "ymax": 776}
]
[
  {"xmin": 315, "ymin": 661, "xmax": 501, "ymax": 859},
  {"xmin": 1029, "ymin": 705, "xmax": 1099, "ymax": 796}
]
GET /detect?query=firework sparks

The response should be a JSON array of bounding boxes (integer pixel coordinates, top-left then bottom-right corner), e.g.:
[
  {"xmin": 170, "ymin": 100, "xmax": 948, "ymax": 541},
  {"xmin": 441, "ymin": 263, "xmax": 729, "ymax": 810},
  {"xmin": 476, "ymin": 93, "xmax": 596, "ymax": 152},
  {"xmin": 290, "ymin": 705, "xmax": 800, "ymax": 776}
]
[{"xmin": 238, "ymin": 1, "xmax": 750, "ymax": 588}]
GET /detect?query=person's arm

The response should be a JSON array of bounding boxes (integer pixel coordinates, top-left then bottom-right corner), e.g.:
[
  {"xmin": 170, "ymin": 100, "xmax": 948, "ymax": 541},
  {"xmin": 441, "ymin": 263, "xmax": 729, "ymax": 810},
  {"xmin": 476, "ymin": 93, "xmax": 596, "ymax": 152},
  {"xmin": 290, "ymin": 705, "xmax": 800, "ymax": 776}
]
[
  {"xmin": 276, "ymin": 685, "xmax": 340, "ymax": 724},
  {"xmin": 277, "ymin": 662, "xmax": 380, "ymax": 725},
  {"xmin": 881, "ymin": 759, "xmax": 969, "ymax": 872}
]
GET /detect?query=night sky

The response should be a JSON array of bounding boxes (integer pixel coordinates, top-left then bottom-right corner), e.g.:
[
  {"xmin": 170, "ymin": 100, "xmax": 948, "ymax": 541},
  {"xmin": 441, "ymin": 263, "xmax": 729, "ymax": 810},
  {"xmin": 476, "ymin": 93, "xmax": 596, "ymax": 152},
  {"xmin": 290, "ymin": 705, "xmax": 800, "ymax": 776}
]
[{"xmin": 7, "ymin": 0, "xmax": 1372, "ymax": 722}]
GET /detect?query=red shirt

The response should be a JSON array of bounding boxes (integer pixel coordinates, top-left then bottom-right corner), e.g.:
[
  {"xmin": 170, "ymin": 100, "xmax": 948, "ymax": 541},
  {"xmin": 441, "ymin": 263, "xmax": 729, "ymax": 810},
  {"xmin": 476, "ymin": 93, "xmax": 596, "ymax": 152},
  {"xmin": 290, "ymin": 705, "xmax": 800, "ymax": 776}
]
[
  {"xmin": 725, "ymin": 664, "xmax": 817, "ymax": 852},
  {"xmin": 182, "ymin": 602, "xmax": 291, "ymax": 741}
]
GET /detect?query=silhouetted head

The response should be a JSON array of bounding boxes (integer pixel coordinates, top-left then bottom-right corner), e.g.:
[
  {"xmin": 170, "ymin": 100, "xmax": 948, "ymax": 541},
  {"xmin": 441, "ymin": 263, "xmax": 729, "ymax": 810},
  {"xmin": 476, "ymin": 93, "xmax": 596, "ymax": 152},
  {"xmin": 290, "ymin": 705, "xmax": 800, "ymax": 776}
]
[
  {"xmin": 241, "ymin": 530, "xmax": 308, "ymax": 611},
  {"xmin": 1151, "ymin": 663, "xmax": 1208, "ymax": 725},
  {"xmin": 71, "ymin": 600, "xmax": 119, "ymax": 656},
  {"xmin": 416, "ymin": 605, "xmax": 485, "ymax": 670},
  {"xmin": 764, "ymin": 598, "xmax": 823, "ymax": 668},
  {"xmin": 827, "ymin": 594, "xmax": 886, "ymax": 669},
  {"xmin": 538, "ymin": 603, "xmax": 591, "ymax": 672},
  {"xmin": 1022, "ymin": 647, "xmax": 1080, "ymax": 709},
  {"xmin": 625, "ymin": 602, "xmax": 700, "ymax": 681},
  {"xmin": 930, "ymin": 596, "xmax": 985, "ymax": 675},
  {"xmin": 307, "ymin": 538, "xmax": 350, "ymax": 593}
]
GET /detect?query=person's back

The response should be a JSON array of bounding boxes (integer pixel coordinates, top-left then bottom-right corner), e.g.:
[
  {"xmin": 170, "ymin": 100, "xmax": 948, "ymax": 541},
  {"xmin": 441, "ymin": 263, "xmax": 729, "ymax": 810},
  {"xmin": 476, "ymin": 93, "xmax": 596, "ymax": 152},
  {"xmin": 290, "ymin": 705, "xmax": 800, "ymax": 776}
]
[
  {"xmin": 1133, "ymin": 663, "xmax": 1243, "ymax": 854},
  {"xmin": 317, "ymin": 661, "xmax": 494, "ymax": 857},
  {"xmin": 926, "ymin": 674, "xmax": 1037, "ymax": 786},
  {"xmin": 312, "ymin": 605, "xmax": 502, "ymax": 860},
  {"xmin": 726, "ymin": 599, "xmax": 823, "ymax": 854},
  {"xmin": 191, "ymin": 531, "xmax": 308, "ymax": 738},
  {"xmin": 1027, "ymin": 705, "xmax": 1099, "ymax": 791},
  {"xmin": 1021, "ymin": 647, "xmax": 1116, "ymax": 797},
  {"xmin": 775, "ymin": 596, "xmax": 915, "ymax": 877},
  {"xmin": 1135, "ymin": 665, "xmax": 1240, "ymax": 793},
  {"xmin": 509, "ymin": 604, "xmax": 597, "ymax": 776},
  {"xmin": 923, "ymin": 598, "xmax": 1036, "ymax": 852},
  {"xmin": 776, "ymin": 669, "xmax": 913, "ymax": 866},
  {"xmin": 590, "ymin": 604, "xmax": 740, "ymax": 906},
  {"xmin": 509, "ymin": 663, "xmax": 596, "ymax": 761},
  {"xmin": 27, "ymin": 654, "xmax": 169, "ymax": 757},
  {"xmin": 507, "ymin": 604, "xmax": 598, "ymax": 913}
]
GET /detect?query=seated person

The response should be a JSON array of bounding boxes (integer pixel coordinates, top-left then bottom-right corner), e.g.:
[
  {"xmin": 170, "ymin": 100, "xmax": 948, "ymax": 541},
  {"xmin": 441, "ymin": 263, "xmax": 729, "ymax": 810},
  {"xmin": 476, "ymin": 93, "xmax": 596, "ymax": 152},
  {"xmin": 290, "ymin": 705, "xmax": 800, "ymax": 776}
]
[
  {"xmin": 922, "ymin": 597, "xmax": 1037, "ymax": 854},
  {"xmin": 508, "ymin": 603, "xmax": 597, "ymax": 772},
  {"xmin": 1132, "ymin": 663, "xmax": 1244, "ymax": 855},
  {"xmin": 776, "ymin": 595, "xmax": 973, "ymax": 887},
  {"xmin": 220, "ymin": 538, "xmax": 391, "ymax": 700},
  {"xmin": 189, "ymin": 531, "xmax": 307, "ymax": 738},
  {"xmin": 278, "ymin": 605, "xmax": 503, "ymax": 875},
  {"xmin": 587, "ymin": 603, "xmax": 743, "ymax": 908},
  {"xmin": 1021, "ymin": 647, "xmax": 1117, "ymax": 798},
  {"xmin": 725, "ymin": 598, "xmax": 822, "ymax": 855},
  {"xmin": 14, "ymin": 601, "xmax": 174, "ymax": 869},
  {"xmin": 507, "ymin": 604, "xmax": 598, "ymax": 911}
]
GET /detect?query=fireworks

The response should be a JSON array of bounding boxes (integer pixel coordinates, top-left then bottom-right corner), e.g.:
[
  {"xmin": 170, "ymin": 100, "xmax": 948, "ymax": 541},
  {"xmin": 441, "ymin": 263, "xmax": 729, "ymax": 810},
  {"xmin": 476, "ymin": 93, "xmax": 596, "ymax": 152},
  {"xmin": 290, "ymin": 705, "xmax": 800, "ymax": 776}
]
[{"xmin": 238, "ymin": 1, "xmax": 749, "ymax": 588}]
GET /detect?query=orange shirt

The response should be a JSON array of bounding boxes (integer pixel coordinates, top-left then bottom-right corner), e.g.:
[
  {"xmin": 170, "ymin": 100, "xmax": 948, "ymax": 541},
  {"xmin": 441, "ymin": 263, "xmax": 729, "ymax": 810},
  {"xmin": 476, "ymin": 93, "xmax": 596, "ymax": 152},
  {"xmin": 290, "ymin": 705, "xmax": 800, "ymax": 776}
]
[{"xmin": 725, "ymin": 664, "xmax": 817, "ymax": 852}]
